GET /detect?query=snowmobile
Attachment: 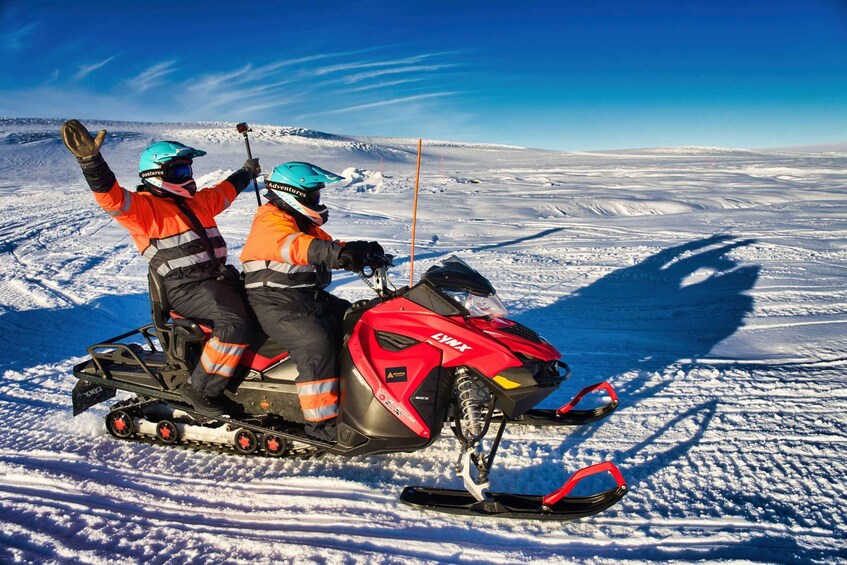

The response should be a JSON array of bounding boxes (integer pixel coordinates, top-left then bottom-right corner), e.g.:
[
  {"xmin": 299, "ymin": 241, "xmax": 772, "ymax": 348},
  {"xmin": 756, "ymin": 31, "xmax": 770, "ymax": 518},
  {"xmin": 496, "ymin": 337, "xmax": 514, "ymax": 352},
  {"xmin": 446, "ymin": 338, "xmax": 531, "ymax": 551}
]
[{"xmin": 72, "ymin": 255, "xmax": 627, "ymax": 520}]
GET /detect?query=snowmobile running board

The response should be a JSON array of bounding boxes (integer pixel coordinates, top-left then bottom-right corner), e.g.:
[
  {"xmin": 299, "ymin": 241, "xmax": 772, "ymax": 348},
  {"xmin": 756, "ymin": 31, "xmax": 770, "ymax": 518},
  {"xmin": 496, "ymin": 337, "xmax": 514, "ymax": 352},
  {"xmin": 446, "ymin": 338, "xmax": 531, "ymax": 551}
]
[
  {"xmin": 509, "ymin": 381, "xmax": 620, "ymax": 426},
  {"xmin": 400, "ymin": 462, "xmax": 627, "ymax": 520}
]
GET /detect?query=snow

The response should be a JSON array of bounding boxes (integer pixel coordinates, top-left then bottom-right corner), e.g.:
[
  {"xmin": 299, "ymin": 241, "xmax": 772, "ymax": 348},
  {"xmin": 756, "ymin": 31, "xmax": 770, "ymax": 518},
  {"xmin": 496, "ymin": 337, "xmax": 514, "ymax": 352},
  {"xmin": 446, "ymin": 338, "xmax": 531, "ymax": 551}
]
[{"xmin": 1, "ymin": 118, "xmax": 846, "ymax": 563}]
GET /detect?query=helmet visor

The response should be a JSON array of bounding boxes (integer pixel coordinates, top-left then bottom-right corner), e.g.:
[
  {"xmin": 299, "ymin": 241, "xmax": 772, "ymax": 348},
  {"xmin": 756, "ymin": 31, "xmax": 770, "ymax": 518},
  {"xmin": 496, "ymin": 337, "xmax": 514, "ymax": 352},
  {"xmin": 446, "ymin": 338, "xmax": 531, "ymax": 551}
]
[{"xmin": 163, "ymin": 161, "xmax": 193, "ymax": 183}]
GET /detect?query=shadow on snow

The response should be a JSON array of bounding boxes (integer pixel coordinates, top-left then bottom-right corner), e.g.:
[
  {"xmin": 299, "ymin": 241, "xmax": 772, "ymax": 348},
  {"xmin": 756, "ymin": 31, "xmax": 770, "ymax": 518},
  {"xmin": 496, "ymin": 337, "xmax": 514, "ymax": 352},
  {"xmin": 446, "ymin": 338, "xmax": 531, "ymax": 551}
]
[{"xmin": 0, "ymin": 292, "xmax": 149, "ymax": 374}]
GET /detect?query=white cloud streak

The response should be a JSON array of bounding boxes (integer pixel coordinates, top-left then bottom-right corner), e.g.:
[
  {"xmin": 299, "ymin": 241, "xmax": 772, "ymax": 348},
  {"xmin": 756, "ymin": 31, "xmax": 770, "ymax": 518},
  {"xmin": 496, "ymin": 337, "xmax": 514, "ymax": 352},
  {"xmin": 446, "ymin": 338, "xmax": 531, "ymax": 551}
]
[
  {"xmin": 127, "ymin": 61, "xmax": 179, "ymax": 92},
  {"xmin": 328, "ymin": 63, "xmax": 458, "ymax": 85},
  {"xmin": 2, "ymin": 21, "xmax": 37, "ymax": 51},
  {"xmin": 296, "ymin": 91, "xmax": 461, "ymax": 120},
  {"xmin": 338, "ymin": 77, "xmax": 426, "ymax": 94},
  {"xmin": 74, "ymin": 56, "xmax": 117, "ymax": 81}
]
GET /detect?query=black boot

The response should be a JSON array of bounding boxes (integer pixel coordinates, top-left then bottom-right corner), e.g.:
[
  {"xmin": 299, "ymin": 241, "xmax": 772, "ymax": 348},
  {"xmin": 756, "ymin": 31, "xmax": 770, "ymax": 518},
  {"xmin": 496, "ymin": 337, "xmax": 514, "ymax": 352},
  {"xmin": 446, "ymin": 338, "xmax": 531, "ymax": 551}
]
[
  {"xmin": 180, "ymin": 383, "xmax": 227, "ymax": 417},
  {"xmin": 305, "ymin": 419, "xmax": 337, "ymax": 442}
]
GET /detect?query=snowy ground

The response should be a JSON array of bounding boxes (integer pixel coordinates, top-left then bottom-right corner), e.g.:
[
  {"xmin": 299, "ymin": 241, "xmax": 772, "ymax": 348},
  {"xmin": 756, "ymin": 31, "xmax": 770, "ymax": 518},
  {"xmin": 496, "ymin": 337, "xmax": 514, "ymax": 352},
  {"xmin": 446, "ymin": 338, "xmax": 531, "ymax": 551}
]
[{"xmin": 1, "ymin": 118, "xmax": 845, "ymax": 563}]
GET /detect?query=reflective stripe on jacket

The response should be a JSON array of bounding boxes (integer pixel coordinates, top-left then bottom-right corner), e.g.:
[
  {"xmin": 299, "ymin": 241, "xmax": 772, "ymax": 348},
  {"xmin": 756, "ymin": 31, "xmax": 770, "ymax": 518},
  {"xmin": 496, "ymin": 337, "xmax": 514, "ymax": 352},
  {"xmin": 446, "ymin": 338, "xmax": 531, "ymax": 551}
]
[
  {"xmin": 93, "ymin": 179, "xmax": 238, "ymax": 278},
  {"xmin": 240, "ymin": 204, "xmax": 344, "ymax": 290}
]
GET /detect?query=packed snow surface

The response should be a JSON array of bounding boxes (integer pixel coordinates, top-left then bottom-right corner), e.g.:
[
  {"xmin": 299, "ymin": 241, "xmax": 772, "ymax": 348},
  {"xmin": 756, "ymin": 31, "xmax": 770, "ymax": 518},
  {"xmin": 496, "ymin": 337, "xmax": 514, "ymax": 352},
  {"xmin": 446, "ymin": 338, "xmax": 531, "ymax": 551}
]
[{"xmin": 1, "ymin": 119, "xmax": 846, "ymax": 563}]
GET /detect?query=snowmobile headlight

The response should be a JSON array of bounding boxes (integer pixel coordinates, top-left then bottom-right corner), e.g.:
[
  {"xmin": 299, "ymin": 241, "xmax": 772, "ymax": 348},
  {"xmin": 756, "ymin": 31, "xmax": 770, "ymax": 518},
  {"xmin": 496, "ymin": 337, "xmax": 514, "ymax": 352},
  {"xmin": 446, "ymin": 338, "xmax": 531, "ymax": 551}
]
[{"xmin": 442, "ymin": 290, "xmax": 509, "ymax": 318}]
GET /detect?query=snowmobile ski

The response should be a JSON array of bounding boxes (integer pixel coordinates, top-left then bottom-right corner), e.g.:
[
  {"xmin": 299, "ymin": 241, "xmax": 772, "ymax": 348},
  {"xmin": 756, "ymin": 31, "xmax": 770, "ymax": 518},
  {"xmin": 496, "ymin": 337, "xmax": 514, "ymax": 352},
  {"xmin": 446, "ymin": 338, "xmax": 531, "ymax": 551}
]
[
  {"xmin": 509, "ymin": 381, "xmax": 620, "ymax": 426},
  {"xmin": 400, "ymin": 461, "xmax": 627, "ymax": 520}
]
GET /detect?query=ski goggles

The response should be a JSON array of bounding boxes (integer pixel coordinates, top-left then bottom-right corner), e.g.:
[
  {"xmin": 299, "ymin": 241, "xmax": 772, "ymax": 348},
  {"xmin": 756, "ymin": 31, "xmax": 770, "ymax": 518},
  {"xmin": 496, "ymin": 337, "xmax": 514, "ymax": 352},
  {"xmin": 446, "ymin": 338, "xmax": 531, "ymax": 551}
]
[
  {"xmin": 305, "ymin": 190, "xmax": 321, "ymax": 206},
  {"xmin": 162, "ymin": 160, "xmax": 193, "ymax": 183}
]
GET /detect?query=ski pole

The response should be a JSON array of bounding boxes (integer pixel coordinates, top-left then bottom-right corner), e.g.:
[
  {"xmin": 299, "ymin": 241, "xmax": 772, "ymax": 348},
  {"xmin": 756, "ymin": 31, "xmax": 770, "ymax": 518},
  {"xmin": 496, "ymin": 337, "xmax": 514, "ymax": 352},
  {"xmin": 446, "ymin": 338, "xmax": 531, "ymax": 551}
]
[{"xmin": 236, "ymin": 122, "xmax": 262, "ymax": 206}]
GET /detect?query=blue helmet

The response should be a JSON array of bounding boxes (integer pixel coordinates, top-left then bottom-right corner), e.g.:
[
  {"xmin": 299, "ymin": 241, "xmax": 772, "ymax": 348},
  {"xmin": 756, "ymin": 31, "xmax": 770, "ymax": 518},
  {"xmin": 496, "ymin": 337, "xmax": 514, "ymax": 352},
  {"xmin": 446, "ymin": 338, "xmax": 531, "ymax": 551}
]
[
  {"xmin": 138, "ymin": 140, "xmax": 207, "ymax": 198},
  {"xmin": 265, "ymin": 162, "xmax": 344, "ymax": 225}
]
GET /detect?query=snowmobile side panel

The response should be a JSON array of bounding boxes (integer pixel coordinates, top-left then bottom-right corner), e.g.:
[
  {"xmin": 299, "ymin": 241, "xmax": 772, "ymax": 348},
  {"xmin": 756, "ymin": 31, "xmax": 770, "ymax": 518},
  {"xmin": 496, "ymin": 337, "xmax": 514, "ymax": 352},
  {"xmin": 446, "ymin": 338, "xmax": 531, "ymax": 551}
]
[
  {"xmin": 347, "ymin": 318, "xmax": 448, "ymax": 439},
  {"xmin": 336, "ymin": 347, "xmax": 447, "ymax": 456}
]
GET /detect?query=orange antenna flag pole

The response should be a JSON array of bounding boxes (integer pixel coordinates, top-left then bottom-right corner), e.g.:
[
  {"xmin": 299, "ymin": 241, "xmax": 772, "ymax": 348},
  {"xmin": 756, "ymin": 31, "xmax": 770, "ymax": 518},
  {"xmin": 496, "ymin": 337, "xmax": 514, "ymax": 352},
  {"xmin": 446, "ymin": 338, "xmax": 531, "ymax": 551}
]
[{"xmin": 410, "ymin": 139, "xmax": 423, "ymax": 286}]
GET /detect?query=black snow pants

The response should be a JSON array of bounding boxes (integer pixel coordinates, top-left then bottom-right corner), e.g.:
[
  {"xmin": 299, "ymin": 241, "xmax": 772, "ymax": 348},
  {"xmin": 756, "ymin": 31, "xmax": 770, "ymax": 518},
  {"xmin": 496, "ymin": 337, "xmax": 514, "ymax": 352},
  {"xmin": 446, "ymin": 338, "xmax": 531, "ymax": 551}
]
[
  {"xmin": 167, "ymin": 274, "xmax": 253, "ymax": 397},
  {"xmin": 246, "ymin": 287, "xmax": 351, "ymax": 422}
]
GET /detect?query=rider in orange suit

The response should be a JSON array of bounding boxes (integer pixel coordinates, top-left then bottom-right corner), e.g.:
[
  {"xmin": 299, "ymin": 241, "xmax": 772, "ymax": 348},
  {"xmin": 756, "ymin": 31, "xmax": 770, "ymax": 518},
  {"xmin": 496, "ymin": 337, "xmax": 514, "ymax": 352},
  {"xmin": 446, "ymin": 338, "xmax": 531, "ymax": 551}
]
[
  {"xmin": 61, "ymin": 119, "xmax": 260, "ymax": 417},
  {"xmin": 241, "ymin": 161, "xmax": 383, "ymax": 441}
]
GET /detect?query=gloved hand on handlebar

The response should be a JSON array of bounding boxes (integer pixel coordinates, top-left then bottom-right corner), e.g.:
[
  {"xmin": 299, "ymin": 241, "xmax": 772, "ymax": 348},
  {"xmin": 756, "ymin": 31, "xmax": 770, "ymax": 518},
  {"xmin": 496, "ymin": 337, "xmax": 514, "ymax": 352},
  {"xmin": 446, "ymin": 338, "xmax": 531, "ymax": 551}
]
[
  {"xmin": 367, "ymin": 241, "xmax": 385, "ymax": 257},
  {"xmin": 338, "ymin": 247, "xmax": 366, "ymax": 271},
  {"xmin": 343, "ymin": 240, "xmax": 387, "ymax": 269}
]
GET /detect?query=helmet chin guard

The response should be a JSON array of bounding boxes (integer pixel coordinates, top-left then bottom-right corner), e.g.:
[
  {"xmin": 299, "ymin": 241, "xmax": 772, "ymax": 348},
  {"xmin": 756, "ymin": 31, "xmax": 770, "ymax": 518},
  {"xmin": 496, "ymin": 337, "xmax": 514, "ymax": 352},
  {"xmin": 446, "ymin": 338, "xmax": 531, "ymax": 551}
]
[
  {"xmin": 140, "ymin": 174, "xmax": 198, "ymax": 198},
  {"xmin": 271, "ymin": 190, "xmax": 329, "ymax": 225}
]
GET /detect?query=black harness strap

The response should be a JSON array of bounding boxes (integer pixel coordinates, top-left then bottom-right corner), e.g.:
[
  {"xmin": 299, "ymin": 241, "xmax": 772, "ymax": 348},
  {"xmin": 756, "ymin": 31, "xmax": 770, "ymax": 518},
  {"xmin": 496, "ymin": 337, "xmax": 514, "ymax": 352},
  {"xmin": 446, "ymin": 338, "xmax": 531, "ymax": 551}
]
[{"xmin": 173, "ymin": 198, "xmax": 222, "ymax": 268}]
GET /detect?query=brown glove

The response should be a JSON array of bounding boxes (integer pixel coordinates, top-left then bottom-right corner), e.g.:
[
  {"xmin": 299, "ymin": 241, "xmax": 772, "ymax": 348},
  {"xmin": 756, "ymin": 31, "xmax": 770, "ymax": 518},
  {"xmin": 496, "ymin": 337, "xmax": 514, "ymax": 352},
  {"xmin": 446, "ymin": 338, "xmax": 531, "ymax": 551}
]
[{"xmin": 60, "ymin": 119, "xmax": 107, "ymax": 161}]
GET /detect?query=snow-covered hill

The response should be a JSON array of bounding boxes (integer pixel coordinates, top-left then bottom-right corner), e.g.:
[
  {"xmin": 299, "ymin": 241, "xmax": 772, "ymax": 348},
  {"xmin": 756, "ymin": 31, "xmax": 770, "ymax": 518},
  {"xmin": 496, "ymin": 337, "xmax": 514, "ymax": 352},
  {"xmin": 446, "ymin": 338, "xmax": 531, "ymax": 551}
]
[{"xmin": 1, "ymin": 118, "xmax": 845, "ymax": 563}]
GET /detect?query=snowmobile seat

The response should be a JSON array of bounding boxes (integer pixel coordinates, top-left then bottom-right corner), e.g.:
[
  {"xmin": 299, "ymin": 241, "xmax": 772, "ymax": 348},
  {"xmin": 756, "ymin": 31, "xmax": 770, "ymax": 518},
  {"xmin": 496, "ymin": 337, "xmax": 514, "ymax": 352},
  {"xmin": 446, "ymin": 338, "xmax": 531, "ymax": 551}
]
[{"xmin": 147, "ymin": 268, "xmax": 207, "ymax": 366}]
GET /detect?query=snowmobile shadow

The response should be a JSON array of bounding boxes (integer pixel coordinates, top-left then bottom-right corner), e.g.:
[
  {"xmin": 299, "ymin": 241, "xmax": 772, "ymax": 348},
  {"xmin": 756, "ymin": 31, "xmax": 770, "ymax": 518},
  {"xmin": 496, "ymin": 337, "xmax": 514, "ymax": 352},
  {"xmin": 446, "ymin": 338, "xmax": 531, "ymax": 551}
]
[
  {"xmin": 0, "ymin": 292, "xmax": 149, "ymax": 373},
  {"xmin": 517, "ymin": 234, "xmax": 760, "ymax": 399},
  {"xmin": 513, "ymin": 235, "xmax": 759, "ymax": 462}
]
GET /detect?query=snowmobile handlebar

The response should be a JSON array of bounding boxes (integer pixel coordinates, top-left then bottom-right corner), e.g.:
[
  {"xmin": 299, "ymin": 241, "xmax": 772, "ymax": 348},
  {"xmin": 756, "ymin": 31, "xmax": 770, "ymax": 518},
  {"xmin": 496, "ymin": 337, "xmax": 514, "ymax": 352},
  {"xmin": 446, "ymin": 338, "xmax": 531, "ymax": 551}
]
[
  {"xmin": 360, "ymin": 253, "xmax": 394, "ymax": 275},
  {"xmin": 355, "ymin": 254, "xmax": 395, "ymax": 298}
]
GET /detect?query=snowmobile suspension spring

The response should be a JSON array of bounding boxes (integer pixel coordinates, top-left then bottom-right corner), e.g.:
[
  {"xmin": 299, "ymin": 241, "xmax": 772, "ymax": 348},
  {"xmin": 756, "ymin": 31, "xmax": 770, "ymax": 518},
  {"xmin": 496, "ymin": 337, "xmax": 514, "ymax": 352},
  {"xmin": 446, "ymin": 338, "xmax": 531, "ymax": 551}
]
[{"xmin": 455, "ymin": 368, "xmax": 489, "ymax": 440}]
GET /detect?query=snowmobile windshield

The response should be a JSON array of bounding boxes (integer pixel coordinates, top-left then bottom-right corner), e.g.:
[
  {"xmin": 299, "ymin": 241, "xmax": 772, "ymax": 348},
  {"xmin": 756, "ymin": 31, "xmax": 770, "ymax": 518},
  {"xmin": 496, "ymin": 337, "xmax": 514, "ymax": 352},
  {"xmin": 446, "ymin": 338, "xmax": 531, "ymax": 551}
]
[
  {"xmin": 421, "ymin": 256, "xmax": 497, "ymax": 296},
  {"xmin": 421, "ymin": 256, "xmax": 507, "ymax": 317}
]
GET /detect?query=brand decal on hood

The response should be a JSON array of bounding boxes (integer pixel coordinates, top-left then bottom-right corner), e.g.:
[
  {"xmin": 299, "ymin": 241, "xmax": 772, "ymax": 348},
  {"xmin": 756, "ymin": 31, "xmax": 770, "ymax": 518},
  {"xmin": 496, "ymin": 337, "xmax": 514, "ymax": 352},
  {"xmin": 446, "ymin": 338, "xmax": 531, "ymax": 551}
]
[{"xmin": 431, "ymin": 333, "xmax": 472, "ymax": 352}]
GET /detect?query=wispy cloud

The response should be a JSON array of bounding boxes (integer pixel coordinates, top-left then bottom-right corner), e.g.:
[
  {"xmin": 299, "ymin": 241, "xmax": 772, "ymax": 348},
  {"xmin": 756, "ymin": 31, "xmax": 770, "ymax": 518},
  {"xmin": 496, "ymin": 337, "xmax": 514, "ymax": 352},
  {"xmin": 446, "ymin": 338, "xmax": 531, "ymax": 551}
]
[
  {"xmin": 105, "ymin": 47, "xmax": 463, "ymax": 133},
  {"xmin": 2, "ymin": 21, "xmax": 37, "ymax": 51},
  {"xmin": 127, "ymin": 60, "xmax": 178, "ymax": 92},
  {"xmin": 239, "ymin": 99, "xmax": 294, "ymax": 114},
  {"xmin": 338, "ymin": 78, "xmax": 426, "ymax": 94},
  {"xmin": 328, "ymin": 63, "xmax": 458, "ymax": 85},
  {"xmin": 296, "ymin": 91, "xmax": 462, "ymax": 120},
  {"xmin": 74, "ymin": 56, "xmax": 116, "ymax": 81},
  {"xmin": 308, "ymin": 54, "xmax": 436, "ymax": 77}
]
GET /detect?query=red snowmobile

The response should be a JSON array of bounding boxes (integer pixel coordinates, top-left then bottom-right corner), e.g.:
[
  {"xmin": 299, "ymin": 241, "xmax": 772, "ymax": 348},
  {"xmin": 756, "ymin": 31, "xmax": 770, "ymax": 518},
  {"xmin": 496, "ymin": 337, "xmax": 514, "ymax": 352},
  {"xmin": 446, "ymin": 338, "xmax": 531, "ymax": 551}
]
[{"xmin": 72, "ymin": 255, "xmax": 626, "ymax": 520}]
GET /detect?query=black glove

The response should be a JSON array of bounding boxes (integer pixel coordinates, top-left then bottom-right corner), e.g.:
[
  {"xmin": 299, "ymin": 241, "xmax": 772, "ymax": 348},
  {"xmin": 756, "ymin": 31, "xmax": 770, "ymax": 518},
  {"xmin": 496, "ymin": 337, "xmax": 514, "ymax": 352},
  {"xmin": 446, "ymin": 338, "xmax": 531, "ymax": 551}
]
[
  {"xmin": 243, "ymin": 158, "xmax": 261, "ymax": 179},
  {"xmin": 344, "ymin": 241, "xmax": 386, "ymax": 268},
  {"xmin": 61, "ymin": 119, "xmax": 107, "ymax": 161},
  {"xmin": 338, "ymin": 247, "xmax": 366, "ymax": 271},
  {"xmin": 344, "ymin": 241, "xmax": 371, "ymax": 255},
  {"xmin": 368, "ymin": 241, "xmax": 385, "ymax": 256}
]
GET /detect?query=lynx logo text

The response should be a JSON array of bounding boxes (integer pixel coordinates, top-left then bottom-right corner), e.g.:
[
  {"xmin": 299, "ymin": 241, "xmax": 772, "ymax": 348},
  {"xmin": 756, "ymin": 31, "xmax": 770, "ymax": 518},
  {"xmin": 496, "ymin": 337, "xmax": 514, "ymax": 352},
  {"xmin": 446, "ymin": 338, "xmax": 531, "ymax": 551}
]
[{"xmin": 431, "ymin": 333, "xmax": 472, "ymax": 352}]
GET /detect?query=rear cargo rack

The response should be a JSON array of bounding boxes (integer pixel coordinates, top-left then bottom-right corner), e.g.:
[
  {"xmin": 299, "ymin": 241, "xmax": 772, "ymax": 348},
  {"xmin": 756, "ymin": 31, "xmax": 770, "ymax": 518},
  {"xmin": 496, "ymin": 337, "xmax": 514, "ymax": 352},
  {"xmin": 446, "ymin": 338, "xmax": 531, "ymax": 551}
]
[{"xmin": 85, "ymin": 325, "xmax": 169, "ymax": 390}]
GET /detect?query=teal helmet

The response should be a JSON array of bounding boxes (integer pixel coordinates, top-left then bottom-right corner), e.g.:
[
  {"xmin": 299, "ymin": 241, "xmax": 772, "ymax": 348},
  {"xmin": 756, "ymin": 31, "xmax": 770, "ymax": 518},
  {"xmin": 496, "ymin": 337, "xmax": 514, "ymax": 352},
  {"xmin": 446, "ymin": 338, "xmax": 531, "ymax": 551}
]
[
  {"xmin": 138, "ymin": 140, "xmax": 207, "ymax": 198},
  {"xmin": 265, "ymin": 162, "xmax": 344, "ymax": 225}
]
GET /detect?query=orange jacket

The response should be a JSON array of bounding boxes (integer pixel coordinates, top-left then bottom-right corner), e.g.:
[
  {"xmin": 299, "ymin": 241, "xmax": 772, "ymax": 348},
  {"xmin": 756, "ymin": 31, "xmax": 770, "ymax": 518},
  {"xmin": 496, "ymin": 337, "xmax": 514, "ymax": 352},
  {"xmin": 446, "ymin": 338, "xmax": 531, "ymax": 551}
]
[
  {"xmin": 240, "ymin": 203, "xmax": 344, "ymax": 290},
  {"xmin": 93, "ymin": 178, "xmax": 239, "ymax": 279}
]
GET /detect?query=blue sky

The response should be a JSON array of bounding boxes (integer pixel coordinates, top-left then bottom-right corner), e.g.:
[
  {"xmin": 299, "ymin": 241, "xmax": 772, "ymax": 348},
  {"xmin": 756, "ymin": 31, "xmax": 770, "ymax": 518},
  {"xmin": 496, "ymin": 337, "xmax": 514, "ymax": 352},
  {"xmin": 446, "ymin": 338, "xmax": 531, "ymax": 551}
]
[{"xmin": 1, "ymin": 0, "xmax": 845, "ymax": 150}]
